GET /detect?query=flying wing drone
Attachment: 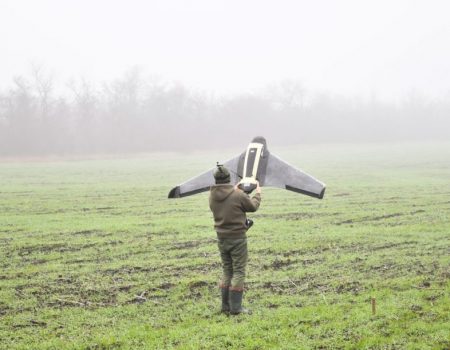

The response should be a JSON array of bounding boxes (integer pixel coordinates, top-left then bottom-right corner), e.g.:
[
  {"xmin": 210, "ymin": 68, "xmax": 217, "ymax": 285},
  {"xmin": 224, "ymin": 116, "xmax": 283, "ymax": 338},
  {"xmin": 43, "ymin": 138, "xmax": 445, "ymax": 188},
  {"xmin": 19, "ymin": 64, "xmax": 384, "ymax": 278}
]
[{"xmin": 168, "ymin": 136, "xmax": 326, "ymax": 199}]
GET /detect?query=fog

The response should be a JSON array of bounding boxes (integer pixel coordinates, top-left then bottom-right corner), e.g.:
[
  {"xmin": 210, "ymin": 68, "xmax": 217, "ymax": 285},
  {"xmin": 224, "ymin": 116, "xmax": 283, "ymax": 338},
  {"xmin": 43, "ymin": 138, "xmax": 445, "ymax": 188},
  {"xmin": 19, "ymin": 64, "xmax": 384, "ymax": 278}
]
[{"xmin": 1, "ymin": 0, "xmax": 450, "ymax": 156}]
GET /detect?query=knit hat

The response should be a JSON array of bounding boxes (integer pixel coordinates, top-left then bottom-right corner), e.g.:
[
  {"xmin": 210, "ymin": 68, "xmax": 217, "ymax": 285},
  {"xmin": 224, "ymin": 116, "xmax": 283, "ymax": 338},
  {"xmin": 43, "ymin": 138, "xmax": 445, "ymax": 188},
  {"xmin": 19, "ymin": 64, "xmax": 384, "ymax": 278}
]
[{"xmin": 213, "ymin": 163, "xmax": 231, "ymax": 184}]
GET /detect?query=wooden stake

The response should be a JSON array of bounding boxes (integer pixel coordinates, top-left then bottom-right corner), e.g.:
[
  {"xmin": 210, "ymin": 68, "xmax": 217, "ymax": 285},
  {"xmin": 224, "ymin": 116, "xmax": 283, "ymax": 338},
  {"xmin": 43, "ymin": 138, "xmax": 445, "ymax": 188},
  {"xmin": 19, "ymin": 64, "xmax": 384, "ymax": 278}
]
[{"xmin": 371, "ymin": 297, "xmax": 376, "ymax": 315}]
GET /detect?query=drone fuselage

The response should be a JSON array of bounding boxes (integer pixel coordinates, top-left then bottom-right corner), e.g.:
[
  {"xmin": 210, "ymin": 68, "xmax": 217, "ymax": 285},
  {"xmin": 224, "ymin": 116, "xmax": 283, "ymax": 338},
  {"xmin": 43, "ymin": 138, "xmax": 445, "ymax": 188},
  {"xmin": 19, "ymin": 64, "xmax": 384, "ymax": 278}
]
[{"xmin": 238, "ymin": 140, "xmax": 267, "ymax": 194}]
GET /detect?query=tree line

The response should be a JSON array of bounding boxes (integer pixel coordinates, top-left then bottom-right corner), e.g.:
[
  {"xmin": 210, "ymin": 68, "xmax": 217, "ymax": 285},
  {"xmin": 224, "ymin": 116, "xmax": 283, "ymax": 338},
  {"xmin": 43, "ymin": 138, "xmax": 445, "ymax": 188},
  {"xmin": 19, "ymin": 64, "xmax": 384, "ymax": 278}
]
[{"xmin": 0, "ymin": 67, "xmax": 449, "ymax": 156}]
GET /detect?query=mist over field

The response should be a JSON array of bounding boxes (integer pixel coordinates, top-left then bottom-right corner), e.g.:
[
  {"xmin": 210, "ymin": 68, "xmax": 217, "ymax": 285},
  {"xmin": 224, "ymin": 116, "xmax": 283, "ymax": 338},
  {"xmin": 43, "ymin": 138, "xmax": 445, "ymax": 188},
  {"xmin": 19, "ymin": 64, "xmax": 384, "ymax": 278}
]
[
  {"xmin": 1, "ymin": 0, "xmax": 450, "ymax": 156},
  {"xmin": 0, "ymin": 68, "xmax": 449, "ymax": 156}
]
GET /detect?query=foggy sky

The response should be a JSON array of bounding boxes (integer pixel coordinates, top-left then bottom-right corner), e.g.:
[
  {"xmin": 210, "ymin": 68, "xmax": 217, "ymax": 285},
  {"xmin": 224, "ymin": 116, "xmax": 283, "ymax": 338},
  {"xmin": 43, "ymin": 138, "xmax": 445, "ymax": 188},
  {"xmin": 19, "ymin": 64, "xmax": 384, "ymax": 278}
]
[{"xmin": 2, "ymin": 0, "xmax": 450, "ymax": 100}]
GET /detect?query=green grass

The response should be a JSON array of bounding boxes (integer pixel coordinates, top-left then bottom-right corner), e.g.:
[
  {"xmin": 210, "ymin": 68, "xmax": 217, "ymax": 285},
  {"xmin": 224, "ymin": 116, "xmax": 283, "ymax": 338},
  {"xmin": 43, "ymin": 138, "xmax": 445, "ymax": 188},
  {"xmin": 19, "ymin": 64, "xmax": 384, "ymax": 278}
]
[{"xmin": 0, "ymin": 142, "xmax": 449, "ymax": 349}]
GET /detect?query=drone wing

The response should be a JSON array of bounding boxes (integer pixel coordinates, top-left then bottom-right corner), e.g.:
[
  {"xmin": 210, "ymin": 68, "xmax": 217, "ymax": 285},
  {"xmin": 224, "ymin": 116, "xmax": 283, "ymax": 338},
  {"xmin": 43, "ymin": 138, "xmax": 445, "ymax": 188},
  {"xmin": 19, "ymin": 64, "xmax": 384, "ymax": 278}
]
[
  {"xmin": 263, "ymin": 154, "xmax": 326, "ymax": 199},
  {"xmin": 168, "ymin": 153, "xmax": 244, "ymax": 198}
]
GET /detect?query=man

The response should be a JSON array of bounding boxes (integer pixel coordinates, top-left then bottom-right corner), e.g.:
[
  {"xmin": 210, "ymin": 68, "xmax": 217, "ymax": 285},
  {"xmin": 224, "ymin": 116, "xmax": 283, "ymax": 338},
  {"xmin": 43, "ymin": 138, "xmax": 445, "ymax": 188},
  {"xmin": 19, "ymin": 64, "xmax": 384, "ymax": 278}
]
[{"xmin": 209, "ymin": 164, "xmax": 261, "ymax": 315}]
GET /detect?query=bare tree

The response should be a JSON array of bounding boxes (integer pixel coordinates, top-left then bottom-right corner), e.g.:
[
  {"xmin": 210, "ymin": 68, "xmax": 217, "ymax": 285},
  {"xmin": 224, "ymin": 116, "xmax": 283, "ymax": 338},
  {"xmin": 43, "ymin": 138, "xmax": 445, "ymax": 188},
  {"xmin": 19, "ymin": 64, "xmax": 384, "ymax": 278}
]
[
  {"xmin": 68, "ymin": 77, "xmax": 99, "ymax": 153},
  {"xmin": 31, "ymin": 63, "xmax": 54, "ymax": 119},
  {"xmin": 0, "ymin": 76, "xmax": 37, "ymax": 154},
  {"xmin": 102, "ymin": 66, "xmax": 144, "ymax": 152},
  {"xmin": 265, "ymin": 79, "xmax": 306, "ymax": 110}
]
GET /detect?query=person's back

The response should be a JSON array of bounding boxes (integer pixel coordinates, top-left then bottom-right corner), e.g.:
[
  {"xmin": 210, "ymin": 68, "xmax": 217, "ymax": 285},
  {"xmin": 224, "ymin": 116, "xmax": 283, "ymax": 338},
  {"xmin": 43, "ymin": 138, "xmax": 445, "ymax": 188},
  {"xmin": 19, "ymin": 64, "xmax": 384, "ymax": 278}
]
[
  {"xmin": 209, "ymin": 183, "xmax": 260, "ymax": 238},
  {"xmin": 209, "ymin": 164, "xmax": 261, "ymax": 315}
]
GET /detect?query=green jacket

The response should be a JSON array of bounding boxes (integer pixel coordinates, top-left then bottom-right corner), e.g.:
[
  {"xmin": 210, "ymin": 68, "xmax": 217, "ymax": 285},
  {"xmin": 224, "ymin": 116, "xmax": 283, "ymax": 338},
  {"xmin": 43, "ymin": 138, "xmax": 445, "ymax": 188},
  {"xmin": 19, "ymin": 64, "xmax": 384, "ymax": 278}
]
[{"xmin": 209, "ymin": 184, "xmax": 261, "ymax": 239}]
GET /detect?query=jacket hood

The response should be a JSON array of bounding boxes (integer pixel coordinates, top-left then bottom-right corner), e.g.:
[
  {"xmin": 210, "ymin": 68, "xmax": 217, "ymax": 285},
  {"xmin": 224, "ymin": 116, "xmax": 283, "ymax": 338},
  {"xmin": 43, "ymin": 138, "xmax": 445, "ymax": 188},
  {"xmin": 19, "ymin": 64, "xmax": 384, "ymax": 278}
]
[{"xmin": 210, "ymin": 184, "xmax": 234, "ymax": 202}]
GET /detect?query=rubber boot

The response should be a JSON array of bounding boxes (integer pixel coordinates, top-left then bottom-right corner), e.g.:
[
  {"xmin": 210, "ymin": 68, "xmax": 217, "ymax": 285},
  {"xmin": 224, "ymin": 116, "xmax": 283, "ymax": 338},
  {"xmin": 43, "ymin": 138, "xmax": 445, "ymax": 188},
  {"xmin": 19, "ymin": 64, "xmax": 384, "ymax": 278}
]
[
  {"xmin": 229, "ymin": 289, "xmax": 251, "ymax": 315},
  {"xmin": 220, "ymin": 286, "xmax": 230, "ymax": 313}
]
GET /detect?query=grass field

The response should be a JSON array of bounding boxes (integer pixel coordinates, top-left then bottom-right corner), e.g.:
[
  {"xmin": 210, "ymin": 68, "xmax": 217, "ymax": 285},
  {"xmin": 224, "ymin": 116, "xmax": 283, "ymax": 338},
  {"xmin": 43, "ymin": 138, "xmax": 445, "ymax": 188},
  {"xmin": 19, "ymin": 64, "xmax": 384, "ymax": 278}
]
[{"xmin": 0, "ymin": 142, "xmax": 449, "ymax": 350}]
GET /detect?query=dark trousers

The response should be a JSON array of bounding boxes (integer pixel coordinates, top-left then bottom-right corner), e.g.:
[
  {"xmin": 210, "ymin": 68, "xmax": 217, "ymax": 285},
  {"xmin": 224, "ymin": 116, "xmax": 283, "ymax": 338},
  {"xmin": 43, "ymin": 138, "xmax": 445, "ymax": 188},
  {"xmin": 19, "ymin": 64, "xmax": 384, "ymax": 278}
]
[{"xmin": 217, "ymin": 237, "xmax": 248, "ymax": 289}]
